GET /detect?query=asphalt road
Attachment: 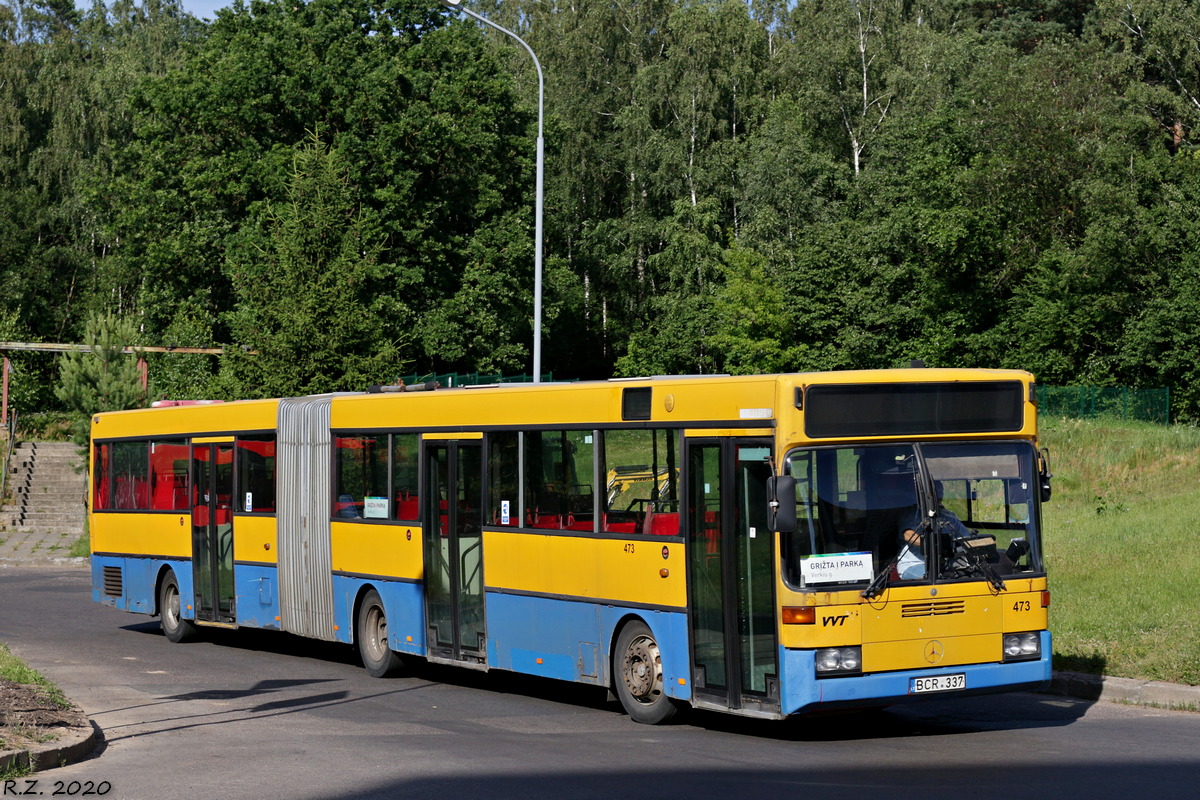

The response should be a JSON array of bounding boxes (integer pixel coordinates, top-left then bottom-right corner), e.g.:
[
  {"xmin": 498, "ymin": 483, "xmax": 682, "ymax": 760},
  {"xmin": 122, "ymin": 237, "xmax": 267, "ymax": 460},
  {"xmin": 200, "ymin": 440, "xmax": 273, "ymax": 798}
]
[{"xmin": 1, "ymin": 566, "xmax": 1197, "ymax": 800}]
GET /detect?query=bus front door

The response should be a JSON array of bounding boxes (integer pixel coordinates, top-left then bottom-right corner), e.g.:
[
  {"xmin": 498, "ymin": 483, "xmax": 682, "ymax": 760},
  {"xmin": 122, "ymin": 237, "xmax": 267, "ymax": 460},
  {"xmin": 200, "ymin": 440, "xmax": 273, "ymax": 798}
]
[
  {"xmin": 687, "ymin": 439, "xmax": 779, "ymax": 714},
  {"xmin": 191, "ymin": 441, "xmax": 236, "ymax": 624},
  {"xmin": 423, "ymin": 440, "xmax": 486, "ymax": 665}
]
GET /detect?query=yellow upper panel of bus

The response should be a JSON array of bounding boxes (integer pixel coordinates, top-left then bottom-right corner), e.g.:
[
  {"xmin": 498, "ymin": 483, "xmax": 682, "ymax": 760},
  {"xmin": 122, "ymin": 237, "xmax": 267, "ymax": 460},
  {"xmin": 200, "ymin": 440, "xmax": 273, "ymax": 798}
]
[
  {"xmin": 89, "ymin": 368, "xmax": 1037, "ymax": 442},
  {"xmin": 90, "ymin": 398, "xmax": 279, "ymax": 440}
]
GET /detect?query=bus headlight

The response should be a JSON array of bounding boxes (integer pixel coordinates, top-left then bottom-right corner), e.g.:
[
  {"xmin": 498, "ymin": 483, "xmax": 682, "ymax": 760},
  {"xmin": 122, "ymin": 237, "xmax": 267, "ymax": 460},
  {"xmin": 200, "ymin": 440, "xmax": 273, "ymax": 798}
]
[
  {"xmin": 815, "ymin": 646, "xmax": 862, "ymax": 676},
  {"xmin": 1002, "ymin": 632, "xmax": 1041, "ymax": 661}
]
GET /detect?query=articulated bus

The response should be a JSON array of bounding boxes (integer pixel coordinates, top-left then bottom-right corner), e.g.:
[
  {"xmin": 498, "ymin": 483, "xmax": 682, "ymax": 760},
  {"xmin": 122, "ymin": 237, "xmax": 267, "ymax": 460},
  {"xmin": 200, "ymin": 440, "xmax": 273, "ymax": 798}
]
[{"xmin": 89, "ymin": 369, "xmax": 1052, "ymax": 723}]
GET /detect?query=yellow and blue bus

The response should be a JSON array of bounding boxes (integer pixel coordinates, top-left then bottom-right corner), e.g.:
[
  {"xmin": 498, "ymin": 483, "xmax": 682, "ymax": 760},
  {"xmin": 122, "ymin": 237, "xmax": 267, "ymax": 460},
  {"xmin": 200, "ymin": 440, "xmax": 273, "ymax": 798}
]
[{"xmin": 89, "ymin": 368, "xmax": 1052, "ymax": 723}]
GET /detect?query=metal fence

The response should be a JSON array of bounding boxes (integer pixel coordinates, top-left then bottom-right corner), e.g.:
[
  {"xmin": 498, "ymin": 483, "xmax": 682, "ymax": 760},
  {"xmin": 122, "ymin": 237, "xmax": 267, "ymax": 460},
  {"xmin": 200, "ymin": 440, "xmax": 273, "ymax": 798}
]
[{"xmin": 1037, "ymin": 386, "xmax": 1170, "ymax": 424}]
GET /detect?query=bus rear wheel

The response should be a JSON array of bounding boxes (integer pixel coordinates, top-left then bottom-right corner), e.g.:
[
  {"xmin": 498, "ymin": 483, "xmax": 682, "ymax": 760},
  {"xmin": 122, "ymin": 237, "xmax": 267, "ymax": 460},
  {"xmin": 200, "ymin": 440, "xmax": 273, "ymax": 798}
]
[
  {"xmin": 357, "ymin": 589, "xmax": 402, "ymax": 678},
  {"xmin": 614, "ymin": 620, "xmax": 679, "ymax": 725},
  {"xmin": 159, "ymin": 571, "xmax": 197, "ymax": 643}
]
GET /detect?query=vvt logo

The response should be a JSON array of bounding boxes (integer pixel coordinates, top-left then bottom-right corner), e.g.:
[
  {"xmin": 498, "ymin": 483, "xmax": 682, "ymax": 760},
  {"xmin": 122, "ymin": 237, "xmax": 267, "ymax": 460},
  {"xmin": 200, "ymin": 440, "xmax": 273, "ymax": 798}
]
[{"xmin": 822, "ymin": 614, "xmax": 850, "ymax": 627}]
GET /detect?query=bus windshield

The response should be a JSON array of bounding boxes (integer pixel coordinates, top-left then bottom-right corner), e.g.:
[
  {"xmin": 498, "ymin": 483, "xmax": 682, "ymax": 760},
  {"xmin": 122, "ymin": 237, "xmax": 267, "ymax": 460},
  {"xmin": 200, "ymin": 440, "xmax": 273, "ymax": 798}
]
[{"xmin": 781, "ymin": 442, "xmax": 1043, "ymax": 590}]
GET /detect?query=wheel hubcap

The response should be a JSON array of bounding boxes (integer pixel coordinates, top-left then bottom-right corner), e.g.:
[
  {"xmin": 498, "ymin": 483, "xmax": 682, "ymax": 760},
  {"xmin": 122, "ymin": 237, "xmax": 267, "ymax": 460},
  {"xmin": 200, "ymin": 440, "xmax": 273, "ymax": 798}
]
[
  {"xmin": 365, "ymin": 606, "xmax": 387, "ymax": 661},
  {"xmin": 165, "ymin": 586, "xmax": 179, "ymax": 628},
  {"xmin": 623, "ymin": 635, "xmax": 663, "ymax": 703}
]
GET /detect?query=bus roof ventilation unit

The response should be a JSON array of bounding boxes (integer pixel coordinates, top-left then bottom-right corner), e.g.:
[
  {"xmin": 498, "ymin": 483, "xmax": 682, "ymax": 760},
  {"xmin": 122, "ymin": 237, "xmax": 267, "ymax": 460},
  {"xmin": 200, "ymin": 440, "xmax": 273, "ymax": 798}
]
[{"xmin": 367, "ymin": 381, "xmax": 440, "ymax": 394}]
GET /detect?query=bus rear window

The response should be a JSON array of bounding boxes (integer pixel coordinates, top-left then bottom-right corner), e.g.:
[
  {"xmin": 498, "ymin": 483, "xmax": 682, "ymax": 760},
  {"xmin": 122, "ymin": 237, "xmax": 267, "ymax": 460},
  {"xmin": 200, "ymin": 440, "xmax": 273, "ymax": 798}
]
[
  {"xmin": 804, "ymin": 381, "xmax": 1025, "ymax": 438},
  {"xmin": 93, "ymin": 443, "xmax": 110, "ymax": 510}
]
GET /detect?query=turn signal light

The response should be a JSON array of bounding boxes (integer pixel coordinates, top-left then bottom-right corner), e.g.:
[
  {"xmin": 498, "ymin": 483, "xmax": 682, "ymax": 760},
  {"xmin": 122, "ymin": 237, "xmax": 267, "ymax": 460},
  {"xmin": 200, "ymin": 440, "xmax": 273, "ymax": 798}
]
[
  {"xmin": 1041, "ymin": 591, "xmax": 1051, "ymax": 608},
  {"xmin": 782, "ymin": 606, "xmax": 816, "ymax": 625}
]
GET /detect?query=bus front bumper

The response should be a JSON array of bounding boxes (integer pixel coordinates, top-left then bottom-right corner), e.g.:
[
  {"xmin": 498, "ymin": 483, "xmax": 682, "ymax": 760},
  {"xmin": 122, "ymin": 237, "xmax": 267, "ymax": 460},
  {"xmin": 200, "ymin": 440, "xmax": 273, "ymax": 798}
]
[{"xmin": 779, "ymin": 631, "xmax": 1053, "ymax": 715}]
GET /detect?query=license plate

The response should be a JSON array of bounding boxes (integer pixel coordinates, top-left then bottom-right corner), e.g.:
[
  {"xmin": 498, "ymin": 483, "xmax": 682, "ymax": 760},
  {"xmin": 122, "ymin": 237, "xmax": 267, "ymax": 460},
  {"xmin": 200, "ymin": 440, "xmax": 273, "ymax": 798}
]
[{"xmin": 910, "ymin": 673, "xmax": 966, "ymax": 694}]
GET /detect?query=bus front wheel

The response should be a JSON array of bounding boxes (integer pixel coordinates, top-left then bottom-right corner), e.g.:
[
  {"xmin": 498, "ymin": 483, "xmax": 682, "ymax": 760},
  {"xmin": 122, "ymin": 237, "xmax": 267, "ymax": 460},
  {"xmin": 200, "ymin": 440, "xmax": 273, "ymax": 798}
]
[
  {"xmin": 357, "ymin": 589, "xmax": 402, "ymax": 678},
  {"xmin": 159, "ymin": 571, "xmax": 197, "ymax": 644},
  {"xmin": 614, "ymin": 620, "xmax": 679, "ymax": 724}
]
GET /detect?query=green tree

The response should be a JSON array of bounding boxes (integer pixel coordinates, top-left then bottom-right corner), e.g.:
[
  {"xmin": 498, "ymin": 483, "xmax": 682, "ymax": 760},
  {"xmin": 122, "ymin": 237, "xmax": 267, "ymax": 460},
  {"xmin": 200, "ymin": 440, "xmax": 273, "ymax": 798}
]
[
  {"xmin": 706, "ymin": 245, "xmax": 811, "ymax": 374},
  {"xmin": 54, "ymin": 312, "xmax": 145, "ymax": 448},
  {"xmin": 219, "ymin": 134, "xmax": 401, "ymax": 397},
  {"xmin": 1, "ymin": 0, "xmax": 196, "ymax": 414},
  {"xmin": 96, "ymin": 0, "xmax": 533, "ymax": 384},
  {"xmin": 1094, "ymin": 0, "xmax": 1200, "ymax": 151},
  {"xmin": 0, "ymin": 309, "xmax": 44, "ymax": 417},
  {"xmin": 147, "ymin": 297, "xmax": 221, "ymax": 400}
]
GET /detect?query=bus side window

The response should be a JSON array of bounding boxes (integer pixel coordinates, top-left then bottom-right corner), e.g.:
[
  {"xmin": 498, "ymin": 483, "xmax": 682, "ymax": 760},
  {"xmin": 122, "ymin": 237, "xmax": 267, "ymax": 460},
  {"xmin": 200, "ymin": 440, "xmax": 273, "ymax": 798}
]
[
  {"xmin": 392, "ymin": 433, "xmax": 419, "ymax": 521},
  {"xmin": 333, "ymin": 434, "xmax": 387, "ymax": 520},
  {"xmin": 111, "ymin": 441, "xmax": 150, "ymax": 511},
  {"xmin": 524, "ymin": 430, "xmax": 595, "ymax": 531},
  {"xmin": 487, "ymin": 432, "xmax": 519, "ymax": 526},
  {"xmin": 236, "ymin": 436, "xmax": 276, "ymax": 513},
  {"xmin": 603, "ymin": 428, "xmax": 678, "ymax": 534},
  {"xmin": 150, "ymin": 440, "xmax": 190, "ymax": 511}
]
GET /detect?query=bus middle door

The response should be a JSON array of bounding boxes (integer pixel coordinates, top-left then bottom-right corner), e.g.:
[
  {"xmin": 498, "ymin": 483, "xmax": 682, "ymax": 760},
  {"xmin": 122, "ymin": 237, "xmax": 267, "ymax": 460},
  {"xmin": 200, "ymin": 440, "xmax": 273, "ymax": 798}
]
[
  {"xmin": 423, "ymin": 437, "xmax": 486, "ymax": 666},
  {"xmin": 191, "ymin": 439, "xmax": 236, "ymax": 625}
]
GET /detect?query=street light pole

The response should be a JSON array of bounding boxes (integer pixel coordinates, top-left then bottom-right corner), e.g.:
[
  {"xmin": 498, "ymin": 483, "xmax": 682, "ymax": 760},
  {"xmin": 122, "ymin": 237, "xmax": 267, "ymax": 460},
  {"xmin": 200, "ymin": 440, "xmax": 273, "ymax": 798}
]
[{"xmin": 439, "ymin": 0, "xmax": 544, "ymax": 383}]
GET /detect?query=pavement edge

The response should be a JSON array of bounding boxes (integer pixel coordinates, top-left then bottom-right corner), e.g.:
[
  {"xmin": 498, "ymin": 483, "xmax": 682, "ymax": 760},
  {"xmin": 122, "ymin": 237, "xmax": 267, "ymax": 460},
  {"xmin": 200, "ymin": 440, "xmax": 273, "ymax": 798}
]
[
  {"xmin": 1045, "ymin": 671, "xmax": 1200, "ymax": 710},
  {"xmin": 0, "ymin": 720, "xmax": 99, "ymax": 775}
]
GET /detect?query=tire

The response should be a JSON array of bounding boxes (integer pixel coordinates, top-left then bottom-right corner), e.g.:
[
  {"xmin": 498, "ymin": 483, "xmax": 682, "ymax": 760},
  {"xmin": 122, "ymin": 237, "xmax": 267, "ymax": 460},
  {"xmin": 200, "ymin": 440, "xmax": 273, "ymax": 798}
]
[
  {"xmin": 613, "ymin": 620, "xmax": 679, "ymax": 724},
  {"xmin": 159, "ymin": 571, "xmax": 197, "ymax": 644},
  {"xmin": 357, "ymin": 589, "xmax": 403, "ymax": 678}
]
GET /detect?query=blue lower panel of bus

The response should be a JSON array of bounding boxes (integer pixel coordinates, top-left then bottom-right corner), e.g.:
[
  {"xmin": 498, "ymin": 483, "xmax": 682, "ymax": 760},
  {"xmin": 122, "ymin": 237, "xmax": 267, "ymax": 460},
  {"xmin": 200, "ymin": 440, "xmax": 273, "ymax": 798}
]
[
  {"xmin": 330, "ymin": 576, "xmax": 425, "ymax": 654},
  {"xmin": 779, "ymin": 631, "xmax": 1053, "ymax": 715},
  {"xmin": 91, "ymin": 555, "xmax": 194, "ymax": 620},
  {"xmin": 234, "ymin": 564, "xmax": 281, "ymax": 630},
  {"xmin": 484, "ymin": 592, "xmax": 690, "ymax": 699}
]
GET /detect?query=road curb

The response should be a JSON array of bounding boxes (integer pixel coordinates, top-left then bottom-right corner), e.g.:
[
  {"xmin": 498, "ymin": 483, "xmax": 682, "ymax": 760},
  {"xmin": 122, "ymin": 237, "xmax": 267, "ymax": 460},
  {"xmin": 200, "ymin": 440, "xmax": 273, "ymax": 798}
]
[
  {"xmin": 0, "ymin": 720, "xmax": 99, "ymax": 774},
  {"xmin": 0, "ymin": 557, "xmax": 89, "ymax": 569},
  {"xmin": 1046, "ymin": 671, "xmax": 1200, "ymax": 710}
]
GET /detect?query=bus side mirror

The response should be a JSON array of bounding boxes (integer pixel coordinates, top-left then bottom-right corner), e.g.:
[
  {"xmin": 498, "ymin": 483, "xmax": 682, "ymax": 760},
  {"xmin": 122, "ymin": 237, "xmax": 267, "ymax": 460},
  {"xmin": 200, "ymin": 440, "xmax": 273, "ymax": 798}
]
[
  {"xmin": 1039, "ymin": 448, "xmax": 1053, "ymax": 503},
  {"xmin": 767, "ymin": 475, "xmax": 796, "ymax": 533}
]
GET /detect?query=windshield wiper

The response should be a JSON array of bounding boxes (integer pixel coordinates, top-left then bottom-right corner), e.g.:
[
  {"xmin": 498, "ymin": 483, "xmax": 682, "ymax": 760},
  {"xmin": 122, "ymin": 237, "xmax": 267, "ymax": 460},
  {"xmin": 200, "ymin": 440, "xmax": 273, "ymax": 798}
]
[{"xmin": 940, "ymin": 522, "xmax": 1007, "ymax": 592}]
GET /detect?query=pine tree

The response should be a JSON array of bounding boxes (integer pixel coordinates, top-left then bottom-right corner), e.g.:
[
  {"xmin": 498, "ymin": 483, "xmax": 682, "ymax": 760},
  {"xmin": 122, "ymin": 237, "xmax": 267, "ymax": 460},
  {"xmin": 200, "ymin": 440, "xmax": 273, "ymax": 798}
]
[{"xmin": 55, "ymin": 312, "xmax": 145, "ymax": 449}]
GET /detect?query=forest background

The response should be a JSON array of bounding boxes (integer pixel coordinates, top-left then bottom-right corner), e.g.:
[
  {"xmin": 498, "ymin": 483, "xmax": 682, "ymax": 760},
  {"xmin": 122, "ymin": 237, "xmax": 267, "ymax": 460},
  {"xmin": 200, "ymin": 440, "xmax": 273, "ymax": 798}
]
[{"xmin": 3, "ymin": 0, "xmax": 1200, "ymax": 418}]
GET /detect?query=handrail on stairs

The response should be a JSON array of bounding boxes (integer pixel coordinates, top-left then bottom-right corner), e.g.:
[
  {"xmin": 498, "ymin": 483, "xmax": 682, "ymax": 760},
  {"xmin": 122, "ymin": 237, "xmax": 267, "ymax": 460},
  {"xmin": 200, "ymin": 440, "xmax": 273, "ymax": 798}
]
[{"xmin": 0, "ymin": 410, "xmax": 17, "ymax": 506}]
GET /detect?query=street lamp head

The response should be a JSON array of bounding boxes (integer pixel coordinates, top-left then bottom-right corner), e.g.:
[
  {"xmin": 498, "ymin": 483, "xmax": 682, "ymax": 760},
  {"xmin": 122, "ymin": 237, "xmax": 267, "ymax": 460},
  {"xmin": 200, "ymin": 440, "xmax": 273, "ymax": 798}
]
[{"xmin": 438, "ymin": 0, "xmax": 462, "ymax": 7}]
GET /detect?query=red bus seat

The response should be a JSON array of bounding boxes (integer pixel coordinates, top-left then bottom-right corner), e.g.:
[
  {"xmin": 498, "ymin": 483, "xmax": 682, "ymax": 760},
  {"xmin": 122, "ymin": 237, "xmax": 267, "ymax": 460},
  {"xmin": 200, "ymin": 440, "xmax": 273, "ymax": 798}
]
[
  {"xmin": 396, "ymin": 497, "xmax": 419, "ymax": 520},
  {"xmin": 644, "ymin": 512, "xmax": 679, "ymax": 536}
]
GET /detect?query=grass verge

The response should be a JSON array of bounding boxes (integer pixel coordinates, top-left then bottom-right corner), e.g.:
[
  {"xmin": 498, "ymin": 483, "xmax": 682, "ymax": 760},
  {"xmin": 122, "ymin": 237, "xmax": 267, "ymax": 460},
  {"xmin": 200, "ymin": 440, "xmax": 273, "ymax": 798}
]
[
  {"xmin": 0, "ymin": 644, "xmax": 71, "ymax": 712},
  {"xmin": 1041, "ymin": 416, "xmax": 1200, "ymax": 686},
  {"xmin": 1, "ymin": 642, "xmax": 81, "ymax": 779}
]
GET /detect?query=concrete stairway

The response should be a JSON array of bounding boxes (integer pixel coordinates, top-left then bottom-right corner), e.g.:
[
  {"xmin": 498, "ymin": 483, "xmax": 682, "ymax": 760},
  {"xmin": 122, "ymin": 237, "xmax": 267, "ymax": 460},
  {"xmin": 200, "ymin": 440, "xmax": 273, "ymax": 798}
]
[{"xmin": 0, "ymin": 441, "xmax": 87, "ymax": 560}]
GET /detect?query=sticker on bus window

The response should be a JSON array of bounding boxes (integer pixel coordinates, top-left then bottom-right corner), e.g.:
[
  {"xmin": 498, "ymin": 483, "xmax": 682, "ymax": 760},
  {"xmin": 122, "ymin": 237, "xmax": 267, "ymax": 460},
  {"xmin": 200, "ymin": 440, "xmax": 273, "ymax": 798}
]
[
  {"xmin": 363, "ymin": 497, "xmax": 389, "ymax": 519},
  {"xmin": 800, "ymin": 552, "xmax": 874, "ymax": 585},
  {"xmin": 501, "ymin": 500, "xmax": 511, "ymax": 525}
]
